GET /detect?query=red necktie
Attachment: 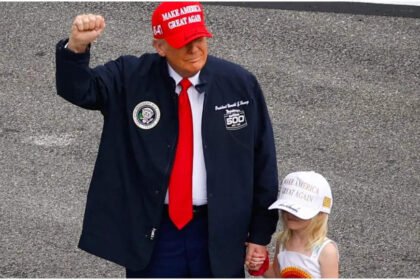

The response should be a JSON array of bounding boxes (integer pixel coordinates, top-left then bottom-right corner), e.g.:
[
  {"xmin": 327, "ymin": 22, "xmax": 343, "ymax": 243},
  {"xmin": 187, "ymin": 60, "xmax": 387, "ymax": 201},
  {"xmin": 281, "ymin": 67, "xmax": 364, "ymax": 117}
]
[{"xmin": 168, "ymin": 78, "xmax": 193, "ymax": 229}]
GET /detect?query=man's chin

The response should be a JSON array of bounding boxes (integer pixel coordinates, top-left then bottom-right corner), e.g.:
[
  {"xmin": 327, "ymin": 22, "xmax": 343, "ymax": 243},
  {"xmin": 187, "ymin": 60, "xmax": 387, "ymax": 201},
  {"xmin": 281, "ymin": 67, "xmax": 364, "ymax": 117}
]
[{"xmin": 186, "ymin": 64, "xmax": 204, "ymax": 75}]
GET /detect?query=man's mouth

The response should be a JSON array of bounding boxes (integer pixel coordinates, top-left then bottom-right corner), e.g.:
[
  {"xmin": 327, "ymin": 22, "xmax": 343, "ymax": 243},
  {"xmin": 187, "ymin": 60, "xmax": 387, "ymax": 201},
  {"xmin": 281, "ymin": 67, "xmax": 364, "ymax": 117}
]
[{"xmin": 186, "ymin": 57, "xmax": 200, "ymax": 63}]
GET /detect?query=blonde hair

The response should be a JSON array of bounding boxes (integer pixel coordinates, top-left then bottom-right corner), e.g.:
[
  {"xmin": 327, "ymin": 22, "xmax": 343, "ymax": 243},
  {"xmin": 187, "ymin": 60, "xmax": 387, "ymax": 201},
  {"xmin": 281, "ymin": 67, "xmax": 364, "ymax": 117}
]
[{"xmin": 277, "ymin": 212, "xmax": 329, "ymax": 251}]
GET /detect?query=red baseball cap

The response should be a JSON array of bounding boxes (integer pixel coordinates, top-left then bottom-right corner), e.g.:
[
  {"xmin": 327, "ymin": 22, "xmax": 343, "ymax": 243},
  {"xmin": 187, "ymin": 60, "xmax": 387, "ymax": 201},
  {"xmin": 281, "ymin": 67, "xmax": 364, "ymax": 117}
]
[{"xmin": 152, "ymin": 2, "xmax": 213, "ymax": 49}]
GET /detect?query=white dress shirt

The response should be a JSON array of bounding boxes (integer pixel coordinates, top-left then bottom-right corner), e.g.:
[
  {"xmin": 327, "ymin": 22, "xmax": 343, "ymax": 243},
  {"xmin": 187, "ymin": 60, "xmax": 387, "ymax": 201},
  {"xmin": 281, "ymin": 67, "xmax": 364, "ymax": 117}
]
[{"xmin": 165, "ymin": 64, "xmax": 207, "ymax": 206}]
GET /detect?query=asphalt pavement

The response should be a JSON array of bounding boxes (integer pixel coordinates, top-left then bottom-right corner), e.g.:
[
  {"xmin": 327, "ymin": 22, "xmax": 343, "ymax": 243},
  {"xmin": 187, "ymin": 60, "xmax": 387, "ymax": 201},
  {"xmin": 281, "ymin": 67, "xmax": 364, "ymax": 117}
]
[{"xmin": 0, "ymin": 2, "xmax": 419, "ymax": 278}]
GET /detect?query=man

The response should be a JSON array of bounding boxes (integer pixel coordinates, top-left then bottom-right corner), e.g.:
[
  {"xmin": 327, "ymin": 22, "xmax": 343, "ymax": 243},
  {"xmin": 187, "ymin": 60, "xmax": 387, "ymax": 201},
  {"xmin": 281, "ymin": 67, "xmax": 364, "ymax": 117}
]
[{"xmin": 56, "ymin": 2, "xmax": 278, "ymax": 277}]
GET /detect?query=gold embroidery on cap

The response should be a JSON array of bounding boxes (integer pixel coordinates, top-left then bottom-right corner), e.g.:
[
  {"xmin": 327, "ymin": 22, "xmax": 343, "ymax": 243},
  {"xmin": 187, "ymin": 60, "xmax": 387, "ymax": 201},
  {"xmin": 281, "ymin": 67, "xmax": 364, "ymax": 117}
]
[{"xmin": 323, "ymin": 197, "xmax": 331, "ymax": 208}]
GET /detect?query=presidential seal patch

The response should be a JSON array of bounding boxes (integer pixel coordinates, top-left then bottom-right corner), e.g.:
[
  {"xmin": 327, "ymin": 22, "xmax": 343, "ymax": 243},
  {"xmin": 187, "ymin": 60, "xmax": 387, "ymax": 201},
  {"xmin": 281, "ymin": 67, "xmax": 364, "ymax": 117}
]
[{"xmin": 133, "ymin": 101, "xmax": 161, "ymax": 129}]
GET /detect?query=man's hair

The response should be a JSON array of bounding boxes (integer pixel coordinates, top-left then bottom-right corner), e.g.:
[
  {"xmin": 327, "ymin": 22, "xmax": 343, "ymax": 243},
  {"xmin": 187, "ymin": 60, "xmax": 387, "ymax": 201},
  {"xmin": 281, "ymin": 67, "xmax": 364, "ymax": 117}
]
[{"xmin": 277, "ymin": 212, "xmax": 329, "ymax": 251}]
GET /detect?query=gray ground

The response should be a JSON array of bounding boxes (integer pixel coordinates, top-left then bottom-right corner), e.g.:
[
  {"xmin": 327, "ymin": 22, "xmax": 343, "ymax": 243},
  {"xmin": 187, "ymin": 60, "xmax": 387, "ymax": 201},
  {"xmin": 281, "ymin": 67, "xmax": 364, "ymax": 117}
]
[{"xmin": 0, "ymin": 2, "xmax": 419, "ymax": 278}]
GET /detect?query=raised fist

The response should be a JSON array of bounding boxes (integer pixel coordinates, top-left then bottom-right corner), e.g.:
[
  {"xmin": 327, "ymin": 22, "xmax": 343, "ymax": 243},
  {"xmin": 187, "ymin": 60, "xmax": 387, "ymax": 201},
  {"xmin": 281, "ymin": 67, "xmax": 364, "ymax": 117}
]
[{"xmin": 67, "ymin": 14, "xmax": 105, "ymax": 53}]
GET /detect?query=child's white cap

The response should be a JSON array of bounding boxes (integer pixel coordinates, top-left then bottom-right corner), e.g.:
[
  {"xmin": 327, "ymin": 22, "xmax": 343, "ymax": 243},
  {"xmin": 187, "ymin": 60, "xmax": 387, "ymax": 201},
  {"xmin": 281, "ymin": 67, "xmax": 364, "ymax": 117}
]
[{"xmin": 268, "ymin": 171, "xmax": 333, "ymax": 220}]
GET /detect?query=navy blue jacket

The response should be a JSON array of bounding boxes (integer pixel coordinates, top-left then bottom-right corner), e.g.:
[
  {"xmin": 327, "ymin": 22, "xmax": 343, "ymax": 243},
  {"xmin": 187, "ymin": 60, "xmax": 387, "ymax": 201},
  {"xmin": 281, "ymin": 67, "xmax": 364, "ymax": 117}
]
[{"xmin": 55, "ymin": 39, "xmax": 278, "ymax": 277}]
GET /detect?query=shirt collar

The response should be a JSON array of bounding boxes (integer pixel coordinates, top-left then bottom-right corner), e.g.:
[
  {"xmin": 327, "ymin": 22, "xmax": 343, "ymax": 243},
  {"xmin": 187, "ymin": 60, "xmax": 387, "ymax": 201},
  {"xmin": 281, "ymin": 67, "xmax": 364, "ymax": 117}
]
[{"xmin": 167, "ymin": 63, "xmax": 200, "ymax": 88}]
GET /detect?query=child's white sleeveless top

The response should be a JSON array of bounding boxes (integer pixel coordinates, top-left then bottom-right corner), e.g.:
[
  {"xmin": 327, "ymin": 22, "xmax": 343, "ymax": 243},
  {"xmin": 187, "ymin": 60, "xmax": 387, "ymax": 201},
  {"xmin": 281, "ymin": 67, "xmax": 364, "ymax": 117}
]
[{"xmin": 277, "ymin": 238, "xmax": 336, "ymax": 278}]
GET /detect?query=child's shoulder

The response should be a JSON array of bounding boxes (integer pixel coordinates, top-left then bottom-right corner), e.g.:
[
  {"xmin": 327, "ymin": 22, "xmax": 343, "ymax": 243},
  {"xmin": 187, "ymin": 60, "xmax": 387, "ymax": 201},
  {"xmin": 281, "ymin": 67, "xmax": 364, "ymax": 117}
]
[
  {"xmin": 320, "ymin": 242, "xmax": 339, "ymax": 257},
  {"xmin": 323, "ymin": 238, "xmax": 338, "ymax": 248},
  {"xmin": 318, "ymin": 238, "xmax": 339, "ymax": 262},
  {"xmin": 318, "ymin": 239, "xmax": 340, "ymax": 277},
  {"xmin": 313, "ymin": 238, "xmax": 338, "ymax": 257}
]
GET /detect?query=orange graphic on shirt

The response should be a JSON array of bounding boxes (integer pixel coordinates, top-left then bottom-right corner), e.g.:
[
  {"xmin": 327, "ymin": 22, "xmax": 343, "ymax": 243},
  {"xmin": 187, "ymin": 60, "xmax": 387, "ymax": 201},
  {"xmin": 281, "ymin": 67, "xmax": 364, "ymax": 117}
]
[{"xmin": 281, "ymin": 266, "xmax": 313, "ymax": 278}]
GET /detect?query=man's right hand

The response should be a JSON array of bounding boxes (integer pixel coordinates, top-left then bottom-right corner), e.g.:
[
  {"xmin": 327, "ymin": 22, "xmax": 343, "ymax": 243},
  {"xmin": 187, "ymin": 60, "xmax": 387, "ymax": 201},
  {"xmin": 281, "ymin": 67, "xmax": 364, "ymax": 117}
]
[{"xmin": 67, "ymin": 14, "xmax": 105, "ymax": 53}]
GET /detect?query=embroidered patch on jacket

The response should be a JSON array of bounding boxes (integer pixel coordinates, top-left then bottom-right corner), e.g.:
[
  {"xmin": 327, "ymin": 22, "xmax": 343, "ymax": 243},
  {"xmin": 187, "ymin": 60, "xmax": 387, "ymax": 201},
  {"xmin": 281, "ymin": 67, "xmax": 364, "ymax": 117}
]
[
  {"xmin": 224, "ymin": 109, "xmax": 247, "ymax": 130},
  {"xmin": 133, "ymin": 101, "xmax": 161, "ymax": 130}
]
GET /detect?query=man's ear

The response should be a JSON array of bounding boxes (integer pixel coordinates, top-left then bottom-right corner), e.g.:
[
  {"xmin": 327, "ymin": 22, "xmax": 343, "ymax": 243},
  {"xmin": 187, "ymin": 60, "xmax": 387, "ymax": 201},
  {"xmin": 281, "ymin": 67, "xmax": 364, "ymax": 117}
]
[{"xmin": 153, "ymin": 39, "xmax": 167, "ymax": 57}]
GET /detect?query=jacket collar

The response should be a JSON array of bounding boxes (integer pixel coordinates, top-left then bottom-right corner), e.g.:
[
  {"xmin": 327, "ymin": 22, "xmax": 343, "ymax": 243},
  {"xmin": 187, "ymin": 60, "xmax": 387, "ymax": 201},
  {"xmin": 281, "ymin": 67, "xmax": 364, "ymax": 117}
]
[
  {"xmin": 167, "ymin": 64, "xmax": 200, "ymax": 89},
  {"xmin": 196, "ymin": 57, "xmax": 211, "ymax": 94}
]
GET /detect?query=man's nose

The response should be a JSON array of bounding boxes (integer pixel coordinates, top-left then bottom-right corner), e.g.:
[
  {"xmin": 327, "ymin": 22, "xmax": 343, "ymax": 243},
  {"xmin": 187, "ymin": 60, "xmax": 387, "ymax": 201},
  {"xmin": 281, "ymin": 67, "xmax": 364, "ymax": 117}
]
[{"xmin": 186, "ymin": 39, "xmax": 201, "ymax": 52}]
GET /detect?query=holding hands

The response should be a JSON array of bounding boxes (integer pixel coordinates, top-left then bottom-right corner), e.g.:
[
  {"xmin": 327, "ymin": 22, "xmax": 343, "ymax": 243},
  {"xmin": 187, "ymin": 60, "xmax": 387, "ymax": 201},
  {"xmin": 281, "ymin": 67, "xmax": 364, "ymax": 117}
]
[{"xmin": 245, "ymin": 243, "xmax": 269, "ymax": 276}]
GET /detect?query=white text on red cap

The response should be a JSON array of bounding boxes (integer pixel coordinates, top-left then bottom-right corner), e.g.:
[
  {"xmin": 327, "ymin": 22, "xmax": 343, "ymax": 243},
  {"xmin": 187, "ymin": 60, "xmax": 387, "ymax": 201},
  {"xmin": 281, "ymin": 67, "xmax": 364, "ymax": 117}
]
[{"xmin": 161, "ymin": 5, "xmax": 202, "ymax": 21}]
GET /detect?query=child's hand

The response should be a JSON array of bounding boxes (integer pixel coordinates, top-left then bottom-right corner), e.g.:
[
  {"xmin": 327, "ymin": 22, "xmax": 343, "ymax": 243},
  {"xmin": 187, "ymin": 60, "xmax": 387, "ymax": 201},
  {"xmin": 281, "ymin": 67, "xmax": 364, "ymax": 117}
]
[
  {"xmin": 248, "ymin": 252, "xmax": 266, "ymax": 271},
  {"xmin": 247, "ymin": 251, "xmax": 269, "ymax": 276}
]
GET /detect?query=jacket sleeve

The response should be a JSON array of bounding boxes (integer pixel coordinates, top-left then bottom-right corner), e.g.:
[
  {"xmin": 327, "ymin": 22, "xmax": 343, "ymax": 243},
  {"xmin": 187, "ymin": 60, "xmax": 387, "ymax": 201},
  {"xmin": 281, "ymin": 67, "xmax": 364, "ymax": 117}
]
[
  {"xmin": 55, "ymin": 39, "xmax": 123, "ymax": 113},
  {"xmin": 248, "ymin": 76, "xmax": 279, "ymax": 245}
]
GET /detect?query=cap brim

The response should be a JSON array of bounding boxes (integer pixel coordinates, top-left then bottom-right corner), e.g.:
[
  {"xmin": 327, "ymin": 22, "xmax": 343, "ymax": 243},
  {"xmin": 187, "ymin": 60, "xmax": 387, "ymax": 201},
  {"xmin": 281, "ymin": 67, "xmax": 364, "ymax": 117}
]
[
  {"xmin": 268, "ymin": 200, "xmax": 319, "ymax": 220},
  {"xmin": 165, "ymin": 26, "xmax": 213, "ymax": 49}
]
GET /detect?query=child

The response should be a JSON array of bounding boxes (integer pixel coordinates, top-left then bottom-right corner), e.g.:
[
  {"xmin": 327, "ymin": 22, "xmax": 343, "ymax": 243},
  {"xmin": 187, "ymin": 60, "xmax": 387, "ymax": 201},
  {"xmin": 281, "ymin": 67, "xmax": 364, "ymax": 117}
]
[{"xmin": 248, "ymin": 171, "xmax": 339, "ymax": 278}]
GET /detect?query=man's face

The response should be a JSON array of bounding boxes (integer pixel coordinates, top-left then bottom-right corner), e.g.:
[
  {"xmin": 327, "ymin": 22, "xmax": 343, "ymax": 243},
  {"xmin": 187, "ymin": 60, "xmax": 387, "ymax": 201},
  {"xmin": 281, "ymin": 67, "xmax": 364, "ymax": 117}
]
[{"xmin": 154, "ymin": 37, "xmax": 208, "ymax": 78}]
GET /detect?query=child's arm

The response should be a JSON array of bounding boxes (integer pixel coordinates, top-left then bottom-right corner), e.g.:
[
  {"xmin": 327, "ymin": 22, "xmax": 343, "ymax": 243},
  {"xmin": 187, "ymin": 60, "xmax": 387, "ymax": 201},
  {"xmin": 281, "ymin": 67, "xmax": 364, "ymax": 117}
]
[{"xmin": 319, "ymin": 242, "xmax": 339, "ymax": 278}]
